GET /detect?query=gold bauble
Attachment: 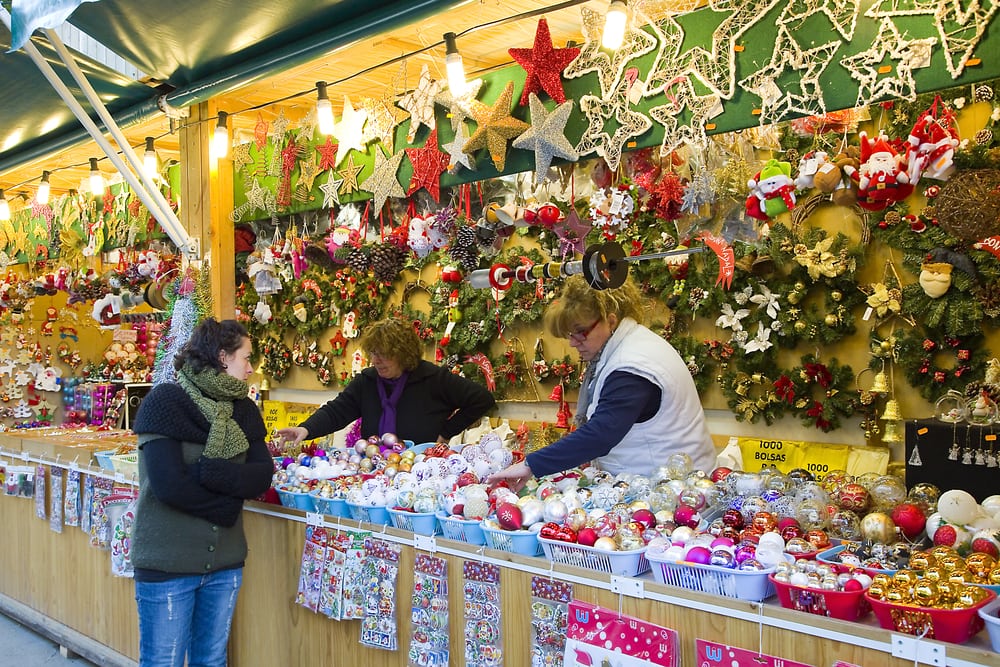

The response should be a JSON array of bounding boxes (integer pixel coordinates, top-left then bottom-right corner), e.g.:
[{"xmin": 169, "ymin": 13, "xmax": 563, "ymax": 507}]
[
  {"xmin": 965, "ymin": 553, "xmax": 996, "ymax": 579},
  {"xmin": 824, "ymin": 313, "xmax": 839, "ymax": 326},
  {"xmin": 936, "ymin": 581, "xmax": 958, "ymax": 605},
  {"xmin": 794, "ymin": 320, "xmax": 807, "ymax": 333},
  {"xmin": 831, "ymin": 290, "xmax": 843, "ymax": 302},
  {"xmin": 893, "ymin": 569, "xmax": 919, "ymax": 589},
  {"xmin": 931, "ymin": 545, "xmax": 958, "ymax": 560},
  {"xmin": 938, "ymin": 554, "xmax": 966, "ymax": 573},
  {"xmin": 923, "ymin": 566, "xmax": 945, "ymax": 583},
  {"xmin": 912, "ymin": 580, "xmax": 940, "ymax": 607},
  {"xmin": 956, "ymin": 585, "xmax": 988, "ymax": 608},
  {"xmin": 860, "ymin": 512, "xmax": 897, "ymax": 544},
  {"xmin": 988, "ymin": 567, "xmax": 1000, "ymax": 585},
  {"xmin": 885, "ymin": 585, "xmax": 910, "ymax": 604},
  {"xmin": 948, "ymin": 568, "xmax": 973, "ymax": 585},
  {"xmin": 909, "ymin": 551, "xmax": 935, "ymax": 571}
]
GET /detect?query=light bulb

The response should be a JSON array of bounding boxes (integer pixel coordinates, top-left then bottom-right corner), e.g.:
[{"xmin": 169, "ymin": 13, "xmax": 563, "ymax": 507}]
[
  {"xmin": 0, "ymin": 190, "xmax": 9, "ymax": 221},
  {"xmin": 36, "ymin": 171, "xmax": 51, "ymax": 205},
  {"xmin": 602, "ymin": 0, "xmax": 628, "ymax": 51},
  {"xmin": 315, "ymin": 81, "xmax": 335, "ymax": 136},
  {"xmin": 211, "ymin": 111, "xmax": 229, "ymax": 160},
  {"xmin": 443, "ymin": 32, "xmax": 467, "ymax": 96},
  {"xmin": 89, "ymin": 157, "xmax": 104, "ymax": 196},
  {"xmin": 143, "ymin": 137, "xmax": 158, "ymax": 180}
]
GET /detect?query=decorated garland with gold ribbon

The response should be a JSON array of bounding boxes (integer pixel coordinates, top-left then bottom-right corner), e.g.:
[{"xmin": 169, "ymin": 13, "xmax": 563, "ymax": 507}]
[{"xmin": 774, "ymin": 354, "xmax": 856, "ymax": 432}]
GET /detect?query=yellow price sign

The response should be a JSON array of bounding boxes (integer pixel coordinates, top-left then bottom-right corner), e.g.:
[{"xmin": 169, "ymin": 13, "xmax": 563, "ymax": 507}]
[
  {"xmin": 261, "ymin": 400, "xmax": 287, "ymax": 439},
  {"xmin": 798, "ymin": 441, "xmax": 851, "ymax": 479},
  {"xmin": 737, "ymin": 437, "xmax": 804, "ymax": 473}
]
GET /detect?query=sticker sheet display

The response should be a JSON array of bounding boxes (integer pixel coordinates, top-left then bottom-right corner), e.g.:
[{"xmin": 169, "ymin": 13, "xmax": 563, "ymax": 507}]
[
  {"xmin": 339, "ymin": 529, "xmax": 370, "ymax": 620},
  {"xmin": 80, "ymin": 474, "xmax": 94, "ymax": 534},
  {"xmin": 407, "ymin": 554, "xmax": 449, "ymax": 666},
  {"xmin": 360, "ymin": 538, "xmax": 401, "ymax": 651},
  {"xmin": 5, "ymin": 465, "xmax": 33, "ymax": 497},
  {"xmin": 325, "ymin": 529, "xmax": 368, "ymax": 620},
  {"xmin": 110, "ymin": 495, "xmax": 137, "ymax": 578},
  {"xmin": 296, "ymin": 524, "xmax": 329, "ymax": 612},
  {"xmin": 98, "ymin": 490, "xmax": 136, "ymax": 554},
  {"xmin": 463, "ymin": 561, "xmax": 502, "ymax": 666},
  {"xmin": 88, "ymin": 478, "xmax": 114, "ymax": 548},
  {"xmin": 696, "ymin": 640, "xmax": 815, "ymax": 667},
  {"xmin": 565, "ymin": 600, "xmax": 680, "ymax": 667},
  {"xmin": 530, "ymin": 576, "xmax": 573, "ymax": 666},
  {"xmin": 34, "ymin": 464, "xmax": 46, "ymax": 519},
  {"xmin": 64, "ymin": 469, "xmax": 81, "ymax": 527},
  {"xmin": 48, "ymin": 466, "xmax": 63, "ymax": 533}
]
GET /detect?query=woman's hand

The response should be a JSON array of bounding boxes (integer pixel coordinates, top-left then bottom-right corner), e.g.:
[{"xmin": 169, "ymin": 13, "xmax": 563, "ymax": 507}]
[
  {"xmin": 485, "ymin": 461, "xmax": 533, "ymax": 493},
  {"xmin": 276, "ymin": 426, "xmax": 308, "ymax": 446}
]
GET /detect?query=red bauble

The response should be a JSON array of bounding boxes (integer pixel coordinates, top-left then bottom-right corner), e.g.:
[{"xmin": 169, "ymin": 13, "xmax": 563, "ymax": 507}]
[
  {"xmin": 890, "ymin": 502, "xmax": 927, "ymax": 540},
  {"xmin": 577, "ymin": 527, "xmax": 598, "ymax": 547},
  {"xmin": 539, "ymin": 522, "xmax": 562, "ymax": 540},
  {"xmin": 496, "ymin": 502, "xmax": 523, "ymax": 531},
  {"xmin": 555, "ymin": 526, "xmax": 578, "ymax": 543},
  {"xmin": 456, "ymin": 472, "xmax": 479, "ymax": 488},
  {"xmin": 837, "ymin": 483, "xmax": 871, "ymax": 512},
  {"xmin": 710, "ymin": 467, "xmax": 733, "ymax": 483},
  {"xmin": 722, "ymin": 508, "xmax": 745, "ymax": 529},
  {"xmin": 631, "ymin": 508, "xmax": 657, "ymax": 529}
]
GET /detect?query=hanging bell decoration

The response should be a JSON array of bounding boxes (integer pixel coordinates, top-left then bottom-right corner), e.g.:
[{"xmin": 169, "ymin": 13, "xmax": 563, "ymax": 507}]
[
  {"xmin": 555, "ymin": 401, "xmax": 571, "ymax": 429},
  {"xmin": 881, "ymin": 398, "xmax": 902, "ymax": 422},
  {"xmin": 882, "ymin": 420, "xmax": 904, "ymax": 444},
  {"xmin": 259, "ymin": 376, "xmax": 271, "ymax": 392},
  {"xmin": 870, "ymin": 370, "xmax": 889, "ymax": 394},
  {"xmin": 548, "ymin": 383, "xmax": 563, "ymax": 402}
]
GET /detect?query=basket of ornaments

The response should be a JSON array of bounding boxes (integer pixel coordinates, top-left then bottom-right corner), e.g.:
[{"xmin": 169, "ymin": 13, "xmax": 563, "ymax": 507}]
[{"xmin": 771, "ymin": 560, "xmax": 874, "ymax": 621}]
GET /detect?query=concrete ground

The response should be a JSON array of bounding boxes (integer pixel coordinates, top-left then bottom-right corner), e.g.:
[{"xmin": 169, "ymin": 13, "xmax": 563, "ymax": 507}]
[{"xmin": 0, "ymin": 612, "xmax": 98, "ymax": 666}]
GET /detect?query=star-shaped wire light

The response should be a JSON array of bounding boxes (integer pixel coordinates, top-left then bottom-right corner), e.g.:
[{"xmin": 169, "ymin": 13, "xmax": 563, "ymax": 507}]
[
  {"xmin": 779, "ymin": 0, "xmax": 861, "ymax": 41},
  {"xmin": 509, "ymin": 18, "xmax": 580, "ymax": 106},
  {"xmin": 359, "ymin": 90, "xmax": 409, "ymax": 154},
  {"xmin": 648, "ymin": 77, "xmax": 722, "ymax": 156},
  {"xmin": 319, "ymin": 171, "xmax": 343, "ymax": 208},
  {"xmin": 316, "ymin": 137, "xmax": 339, "ymax": 171},
  {"xmin": 333, "ymin": 96, "xmax": 368, "ymax": 167},
  {"xmin": 563, "ymin": 7, "xmax": 658, "ymax": 99},
  {"xmin": 336, "ymin": 154, "xmax": 365, "ymax": 197},
  {"xmin": 442, "ymin": 123, "xmax": 476, "ymax": 174},
  {"xmin": 575, "ymin": 81, "xmax": 652, "ymax": 172},
  {"xmin": 434, "ymin": 78, "xmax": 483, "ymax": 131},
  {"xmin": 511, "ymin": 94, "xmax": 578, "ymax": 185},
  {"xmin": 840, "ymin": 18, "xmax": 936, "ymax": 105},
  {"xmin": 463, "ymin": 81, "xmax": 529, "ymax": 172},
  {"xmin": 398, "ymin": 64, "xmax": 444, "ymax": 142},
  {"xmin": 367, "ymin": 149, "xmax": 407, "ymax": 211},
  {"xmin": 405, "ymin": 128, "xmax": 451, "ymax": 202}
]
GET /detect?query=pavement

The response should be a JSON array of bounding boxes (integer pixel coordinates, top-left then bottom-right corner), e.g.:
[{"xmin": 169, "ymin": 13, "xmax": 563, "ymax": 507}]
[{"xmin": 0, "ymin": 612, "xmax": 98, "ymax": 666}]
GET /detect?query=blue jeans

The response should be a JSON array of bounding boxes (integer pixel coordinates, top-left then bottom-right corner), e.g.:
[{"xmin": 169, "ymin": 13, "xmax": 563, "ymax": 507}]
[{"xmin": 135, "ymin": 568, "xmax": 243, "ymax": 667}]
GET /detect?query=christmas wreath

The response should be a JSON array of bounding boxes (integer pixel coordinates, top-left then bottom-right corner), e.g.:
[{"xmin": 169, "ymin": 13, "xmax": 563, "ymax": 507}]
[
  {"xmin": 897, "ymin": 329, "xmax": 989, "ymax": 400},
  {"xmin": 718, "ymin": 368, "xmax": 784, "ymax": 425},
  {"xmin": 259, "ymin": 335, "xmax": 292, "ymax": 383},
  {"xmin": 775, "ymin": 354, "xmax": 856, "ymax": 432}
]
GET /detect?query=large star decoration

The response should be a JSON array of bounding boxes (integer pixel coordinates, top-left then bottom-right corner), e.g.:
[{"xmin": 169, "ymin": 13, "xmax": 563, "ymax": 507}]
[
  {"xmin": 575, "ymin": 81, "xmax": 652, "ymax": 172},
  {"xmin": 405, "ymin": 128, "xmax": 450, "ymax": 202},
  {"xmin": 509, "ymin": 18, "xmax": 580, "ymax": 106},
  {"xmin": 359, "ymin": 90, "xmax": 408, "ymax": 154},
  {"xmin": 648, "ymin": 78, "xmax": 722, "ymax": 156},
  {"xmin": 336, "ymin": 154, "xmax": 365, "ymax": 197},
  {"xmin": 511, "ymin": 94, "xmax": 578, "ymax": 185},
  {"xmin": 434, "ymin": 78, "xmax": 483, "ymax": 130},
  {"xmin": 367, "ymin": 149, "xmax": 407, "ymax": 211},
  {"xmin": 840, "ymin": 18, "xmax": 936, "ymax": 105},
  {"xmin": 780, "ymin": 0, "xmax": 861, "ymax": 41},
  {"xmin": 316, "ymin": 137, "xmax": 339, "ymax": 171},
  {"xmin": 563, "ymin": 7, "xmax": 658, "ymax": 99},
  {"xmin": 463, "ymin": 81, "xmax": 530, "ymax": 172},
  {"xmin": 398, "ymin": 65, "xmax": 444, "ymax": 142},
  {"xmin": 442, "ymin": 123, "xmax": 476, "ymax": 174},
  {"xmin": 333, "ymin": 96, "xmax": 368, "ymax": 167},
  {"xmin": 553, "ymin": 208, "xmax": 592, "ymax": 256},
  {"xmin": 319, "ymin": 171, "xmax": 343, "ymax": 208},
  {"xmin": 246, "ymin": 177, "xmax": 271, "ymax": 212}
]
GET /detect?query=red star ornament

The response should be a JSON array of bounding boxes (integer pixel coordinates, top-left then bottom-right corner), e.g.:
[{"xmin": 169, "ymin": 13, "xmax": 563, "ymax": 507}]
[
  {"xmin": 404, "ymin": 128, "xmax": 450, "ymax": 202},
  {"xmin": 508, "ymin": 18, "xmax": 580, "ymax": 106},
  {"xmin": 316, "ymin": 137, "xmax": 339, "ymax": 171}
]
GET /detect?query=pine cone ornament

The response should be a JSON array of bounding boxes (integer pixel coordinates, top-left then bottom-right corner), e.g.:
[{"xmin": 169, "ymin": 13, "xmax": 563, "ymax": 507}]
[
  {"xmin": 975, "ymin": 129, "xmax": 993, "ymax": 146},
  {"xmin": 369, "ymin": 243, "xmax": 405, "ymax": 283},
  {"xmin": 450, "ymin": 245, "xmax": 480, "ymax": 272},
  {"xmin": 346, "ymin": 247, "xmax": 369, "ymax": 272},
  {"xmin": 974, "ymin": 84, "xmax": 995, "ymax": 102}
]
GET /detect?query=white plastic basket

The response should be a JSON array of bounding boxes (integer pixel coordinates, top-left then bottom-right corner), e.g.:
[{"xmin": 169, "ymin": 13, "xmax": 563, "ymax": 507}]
[
  {"xmin": 437, "ymin": 512, "xmax": 487, "ymax": 545},
  {"xmin": 979, "ymin": 595, "xmax": 1000, "ymax": 652},
  {"xmin": 539, "ymin": 537, "xmax": 649, "ymax": 576},
  {"xmin": 647, "ymin": 553, "xmax": 783, "ymax": 601}
]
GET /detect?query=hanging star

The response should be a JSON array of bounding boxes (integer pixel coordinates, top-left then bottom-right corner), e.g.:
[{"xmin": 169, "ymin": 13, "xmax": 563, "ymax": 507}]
[
  {"xmin": 434, "ymin": 78, "xmax": 483, "ymax": 131},
  {"xmin": 509, "ymin": 18, "xmax": 580, "ymax": 106},
  {"xmin": 296, "ymin": 152, "xmax": 321, "ymax": 199},
  {"xmin": 336, "ymin": 155, "xmax": 365, "ymax": 197},
  {"xmin": 245, "ymin": 177, "xmax": 270, "ymax": 212},
  {"xmin": 779, "ymin": 0, "xmax": 861, "ymax": 41},
  {"xmin": 933, "ymin": 0, "xmax": 998, "ymax": 79},
  {"xmin": 319, "ymin": 171, "xmax": 343, "ymax": 209},
  {"xmin": 463, "ymin": 81, "xmax": 530, "ymax": 172},
  {"xmin": 575, "ymin": 81, "xmax": 652, "ymax": 172},
  {"xmin": 563, "ymin": 7, "xmax": 658, "ymax": 99},
  {"xmin": 512, "ymin": 94, "xmax": 578, "ymax": 185},
  {"xmin": 358, "ymin": 92, "xmax": 408, "ymax": 154},
  {"xmin": 398, "ymin": 64, "xmax": 445, "ymax": 143},
  {"xmin": 270, "ymin": 110, "xmax": 290, "ymax": 143},
  {"xmin": 405, "ymin": 128, "xmax": 450, "ymax": 202},
  {"xmin": 367, "ymin": 149, "xmax": 406, "ymax": 211},
  {"xmin": 316, "ymin": 137, "xmax": 339, "ymax": 171},
  {"xmin": 254, "ymin": 113, "xmax": 269, "ymax": 150},
  {"xmin": 333, "ymin": 96, "xmax": 368, "ymax": 167},
  {"xmin": 553, "ymin": 208, "xmax": 592, "ymax": 256},
  {"xmin": 442, "ymin": 123, "xmax": 476, "ymax": 174},
  {"xmin": 232, "ymin": 142, "xmax": 254, "ymax": 173},
  {"xmin": 298, "ymin": 107, "xmax": 318, "ymax": 139},
  {"xmin": 840, "ymin": 18, "xmax": 936, "ymax": 105},
  {"xmin": 648, "ymin": 77, "xmax": 722, "ymax": 156}
]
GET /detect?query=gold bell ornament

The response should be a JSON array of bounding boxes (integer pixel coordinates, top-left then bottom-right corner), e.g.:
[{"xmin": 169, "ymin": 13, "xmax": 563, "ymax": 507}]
[
  {"xmin": 881, "ymin": 398, "xmax": 904, "ymax": 444},
  {"xmin": 882, "ymin": 420, "xmax": 904, "ymax": 444},
  {"xmin": 881, "ymin": 398, "xmax": 902, "ymax": 421},
  {"xmin": 870, "ymin": 369, "xmax": 889, "ymax": 393}
]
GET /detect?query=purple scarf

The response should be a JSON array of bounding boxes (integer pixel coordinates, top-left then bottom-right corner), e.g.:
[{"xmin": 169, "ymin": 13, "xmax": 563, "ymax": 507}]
[{"xmin": 375, "ymin": 371, "xmax": 409, "ymax": 437}]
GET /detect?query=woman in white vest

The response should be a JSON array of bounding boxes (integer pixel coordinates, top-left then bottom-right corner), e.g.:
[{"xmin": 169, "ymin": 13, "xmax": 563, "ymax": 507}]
[{"xmin": 488, "ymin": 275, "xmax": 715, "ymax": 488}]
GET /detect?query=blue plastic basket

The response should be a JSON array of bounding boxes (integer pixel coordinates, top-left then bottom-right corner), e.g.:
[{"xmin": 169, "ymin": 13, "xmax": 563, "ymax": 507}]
[
  {"xmin": 276, "ymin": 485, "xmax": 315, "ymax": 511},
  {"xmin": 93, "ymin": 450, "xmax": 117, "ymax": 471},
  {"xmin": 481, "ymin": 524, "xmax": 542, "ymax": 556},
  {"xmin": 437, "ymin": 512, "xmax": 487, "ymax": 545},
  {"xmin": 346, "ymin": 501, "xmax": 390, "ymax": 526},
  {"xmin": 388, "ymin": 508, "xmax": 439, "ymax": 535},
  {"xmin": 310, "ymin": 492, "xmax": 349, "ymax": 518}
]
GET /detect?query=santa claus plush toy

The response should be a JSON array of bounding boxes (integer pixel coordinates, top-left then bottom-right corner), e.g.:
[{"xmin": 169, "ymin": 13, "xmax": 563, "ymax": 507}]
[
  {"xmin": 844, "ymin": 132, "xmax": 913, "ymax": 211},
  {"xmin": 745, "ymin": 158, "xmax": 796, "ymax": 221},
  {"xmin": 907, "ymin": 103, "xmax": 959, "ymax": 182}
]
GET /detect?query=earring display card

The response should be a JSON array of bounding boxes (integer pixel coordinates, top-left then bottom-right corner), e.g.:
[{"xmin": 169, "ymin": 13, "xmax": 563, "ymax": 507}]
[
  {"xmin": 530, "ymin": 576, "xmax": 573, "ymax": 665},
  {"xmin": 408, "ymin": 554, "xmax": 448, "ymax": 667},
  {"xmin": 360, "ymin": 538, "xmax": 401, "ymax": 651},
  {"xmin": 49, "ymin": 466, "xmax": 63, "ymax": 533},
  {"xmin": 906, "ymin": 419, "xmax": 997, "ymax": 501}
]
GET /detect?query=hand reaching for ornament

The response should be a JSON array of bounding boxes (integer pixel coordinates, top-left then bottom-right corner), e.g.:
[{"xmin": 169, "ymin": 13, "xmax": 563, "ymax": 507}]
[
  {"xmin": 486, "ymin": 461, "xmax": 533, "ymax": 493},
  {"xmin": 276, "ymin": 426, "xmax": 308, "ymax": 446}
]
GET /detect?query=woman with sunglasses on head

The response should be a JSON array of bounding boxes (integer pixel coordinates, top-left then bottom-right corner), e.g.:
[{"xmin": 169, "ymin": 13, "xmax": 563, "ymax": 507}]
[{"xmin": 487, "ymin": 275, "xmax": 715, "ymax": 489}]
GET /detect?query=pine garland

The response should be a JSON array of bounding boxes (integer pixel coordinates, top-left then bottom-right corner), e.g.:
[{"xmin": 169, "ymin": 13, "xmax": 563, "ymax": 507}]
[{"xmin": 775, "ymin": 354, "xmax": 856, "ymax": 432}]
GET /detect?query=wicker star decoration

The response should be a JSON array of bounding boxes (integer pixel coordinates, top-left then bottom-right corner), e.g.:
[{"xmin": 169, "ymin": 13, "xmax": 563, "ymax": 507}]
[
  {"xmin": 405, "ymin": 128, "xmax": 450, "ymax": 202},
  {"xmin": 509, "ymin": 18, "xmax": 580, "ymax": 106},
  {"xmin": 398, "ymin": 64, "xmax": 444, "ymax": 142},
  {"xmin": 316, "ymin": 137, "xmax": 339, "ymax": 171},
  {"xmin": 246, "ymin": 177, "xmax": 271, "ymax": 212},
  {"xmin": 367, "ymin": 149, "xmax": 407, "ymax": 211},
  {"xmin": 512, "ymin": 94, "xmax": 578, "ymax": 185},
  {"xmin": 319, "ymin": 171, "xmax": 343, "ymax": 208},
  {"xmin": 840, "ymin": 18, "xmax": 936, "ymax": 105},
  {"xmin": 336, "ymin": 154, "xmax": 365, "ymax": 197},
  {"xmin": 442, "ymin": 123, "xmax": 476, "ymax": 174},
  {"xmin": 779, "ymin": 0, "xmax": 860, "ymax": 41},
  {"xmin": 232, "ymin": 142, "xmax": 254, "ymax": 174},
  {"xmin": 334, "ymin": 96, "xmax": 368, "ymax": 167},
  {"xmin": 648, "ymin": 77, "xmax": 722, "ymax": 155},
  {"xmin": 295, "ymin": 152, "xmax": 321, "ymax": 202},
  {"xmin": 270, "ymin": 110, "xmax": 290, "ymax": 143},
  {"xmin": 564, "ymin": 7, "xmax": 657, "ymax": 99},
  {"xmin": 575, "ymin": 81, "xmax": 652, "ymax": 172},
  {"xmin": 359, "ymin": 91, "xmax": 409, "ymax": 154},
  {"xmin": 463, "ymin": 81, "xmax": 530, "ymax": 172},
  {"xmin": 434, "ymin": 78, "xmax": 483, "ymax": 131}
]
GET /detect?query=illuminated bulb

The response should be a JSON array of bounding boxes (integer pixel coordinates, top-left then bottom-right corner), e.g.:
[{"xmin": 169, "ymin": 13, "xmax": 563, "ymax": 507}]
[
  {"xmin": 0, "ymin": 190, "xmax": 9, "ymax": 221},
  {"xmin": 315, "ymin": 81, "xmax": 335, "ymax": 135},
  {"xmin": 89, "ymin": 157, "xmax": 104, "ymax": 196},
  {"xmin": 143, "ymin": 137, "xmax": 158, "ymax": 180},
  {"xmin": 211, "ymin": 111, "xmax": 229, "ymax": 160},
  {"xmin": 602, "ymin": 0, "xmax": 628, "ymax": 50},
  {"xmin": 443, "ymin": 32, "xmax": 467, "ymax": 96},
  {"xmin": 36, "ymin": 171, "xmax": 51, "ymax": 205}
]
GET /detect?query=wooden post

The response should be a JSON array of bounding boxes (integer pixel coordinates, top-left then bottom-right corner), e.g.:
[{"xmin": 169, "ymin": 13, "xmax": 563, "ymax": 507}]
[{"xmin": 178, "ymin": 101, "xmax": 235, "ymax": 319}]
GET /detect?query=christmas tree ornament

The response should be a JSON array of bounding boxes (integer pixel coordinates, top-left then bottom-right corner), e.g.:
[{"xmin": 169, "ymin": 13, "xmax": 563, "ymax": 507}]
[
  {"xmin": 398, "ymin": 64, "xmax": 444, "ymax": 142},
  {"xmin": 294, "ymin": 152, "xmax": 321, "ymax": 202},
  {"xmin": 441, "ymin": 123, "xmax": 476, "ymax": 174},
  {"xmin": 463, "ymin": 81, "xmax": 529, "ymax": 172},
  {"xmin": 508, "ymin": 18, "xmax": 580, "ymax": 106},
  {"xmin": 253, "ymin": 112, "xmax": 269, "ymax": 150},
  {"xmin": 918, "ymin": 262, "xmax": 952, "ymax": 298},
  {"xmin": 333, "ymin": 96, "xmax": 368, "ymax": 167},
  {"xmin": 404, "ymin": 128, "xmax": 450, "ymax": 202},
  {"xmin": 576, "ymin": 80, "xmax": 651, "ymax": 172},
  {"xmin": 335, "ymin": 154, "xmax": 365, "ymax": 197},
  {"xmin": 906, "ymin": 96, "xmax": 960, "ymax": 182},
  {"xmin": 511, "ymin": 94, "xmax": 578, "ymax": 185},
  {"xmin": 367, "ymin": 149, "xmax": 406, "ymax": 211},
  {"xmin": 319, "ymin": 170, "xmax": 343, "ymax": 208},
  {"xmin": 745, "ymin": 158, "xmax": 796, "ymax": 221}
]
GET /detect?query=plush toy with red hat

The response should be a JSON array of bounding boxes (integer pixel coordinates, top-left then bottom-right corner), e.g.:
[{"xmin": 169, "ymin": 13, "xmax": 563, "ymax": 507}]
[
  {"xmin": 745, "ymin": 158, "xmax": 796, "ymax": 221},
  {"xmin": 844, "ymin": 132, "xmax": 913, "ymax": 211},
  {"xmin": 907, "ymin": 97, "xmax": 959, "ymax": 182}
]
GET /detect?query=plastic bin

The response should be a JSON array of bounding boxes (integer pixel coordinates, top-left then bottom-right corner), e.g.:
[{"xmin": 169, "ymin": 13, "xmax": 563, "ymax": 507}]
[
  {"xmin": 771, "ymin": 574, "xmax": 871, "ymax": 621},
  {"xmin": 866, "ymin": 588, "xmax": 996, "ymax": 644},
  {"xmin": 346, "ymin": 501, "xmax": 390, "ymax": 526},
  {"xmin": 388, "ymin": 508, "xmax": 439, "ymax": 535},
  {"xmin": 539, "ymin": 537, "xmax": 649, "ymax": 576},
  {"xmin": 978, "ymin": 595, "xmax": 1000, "ymax": 652},
  {"xmin": 817, "ymin": 544, "xmax": 897, "ymax": 574},
  {"xmin": 93, "ymin": 450, "xmax": 117, "ymax": 471},
  {"xmin": 310, "ymin": 492, "xmax": 349, "ymax": 518},
  {"xmin": 437, "ymin": 513, "xmax": 487, "ymax": 545},
  {"xmin": 276, "ymin": 485, "xmax": 315, "ymax": 511},
  {"xmin": 647, "ymin": 552, "xmax": 786, "ymax": 601},
  {"xmin": 110, "ymin": 453, "xmax": 138, "ymax": 478},
  {"xmin": 481, "ymin": 524, "xmax": 542, "ymax": 556}
]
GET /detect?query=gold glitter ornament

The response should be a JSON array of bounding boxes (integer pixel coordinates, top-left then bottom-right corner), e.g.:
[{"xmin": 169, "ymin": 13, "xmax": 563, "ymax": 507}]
[{"xmin": 463, "ymin": 81, "xmax": 529, "ymax": 171}]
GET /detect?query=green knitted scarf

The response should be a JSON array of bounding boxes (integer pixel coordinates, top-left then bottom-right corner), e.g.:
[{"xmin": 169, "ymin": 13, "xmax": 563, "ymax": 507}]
[{"xmin": 177, "ymin": 366, "xmax": 251, "ymax": 460}]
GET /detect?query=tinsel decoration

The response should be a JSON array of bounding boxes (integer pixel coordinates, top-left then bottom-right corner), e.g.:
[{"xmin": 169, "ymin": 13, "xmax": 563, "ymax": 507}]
[
  {"xmin": 642, "ymin": 171, "xmax": 687, "ymax": 221},
  {"xmin": 933, "ymin": 169, "xmax": 1000, "ymax": 242},
  {"xmin": 152, "ymin": 277, "xmax": 201, "ymax": 385}
]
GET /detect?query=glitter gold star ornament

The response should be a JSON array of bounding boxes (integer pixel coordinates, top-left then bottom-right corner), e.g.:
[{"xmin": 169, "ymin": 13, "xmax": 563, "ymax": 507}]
[
  {"xmin": 333, "ymin": 96, "xmax": 368, "ymax": 166},
  {"xmin": 336, "ymin": 155, "xmax": 365, "ymax": 197},
  {"xmin": 509, "ymin": 18, "xmax": 580, "ymax": 106},
  {"xmin": 368, "ymin": 149, "xmax": 407, "ymax": 211},
  {"xmin": 405, "ymin": 128, "xmax": 451, "ymax": 202},
  {"xmin": 398, "ymin": 65, "xmax": 444, "ymax": 142},
  {"xmin": 463, "ymin": 81, "xmax": 530, "ymax": 172},
  {"xmin": 512, "ymin": 94, "xmax": 578, "ymax": 185}
]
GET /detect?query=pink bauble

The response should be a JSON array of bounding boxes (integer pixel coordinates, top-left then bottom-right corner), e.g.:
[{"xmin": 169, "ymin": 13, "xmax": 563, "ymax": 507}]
[
  {"xmin": 673, "ymin": 503, "xmax": 701, "ymax": 529},
  {"xmin": 577, "ymin": 527, "xmax": 599, "ymax": 547},
  {"xmin": 685, "ymin": 546, "xmax": 712, "ymax": 564},
  {"xmin": 631, "ymin": 508, "xmax": 656, "ymax": 529}
]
